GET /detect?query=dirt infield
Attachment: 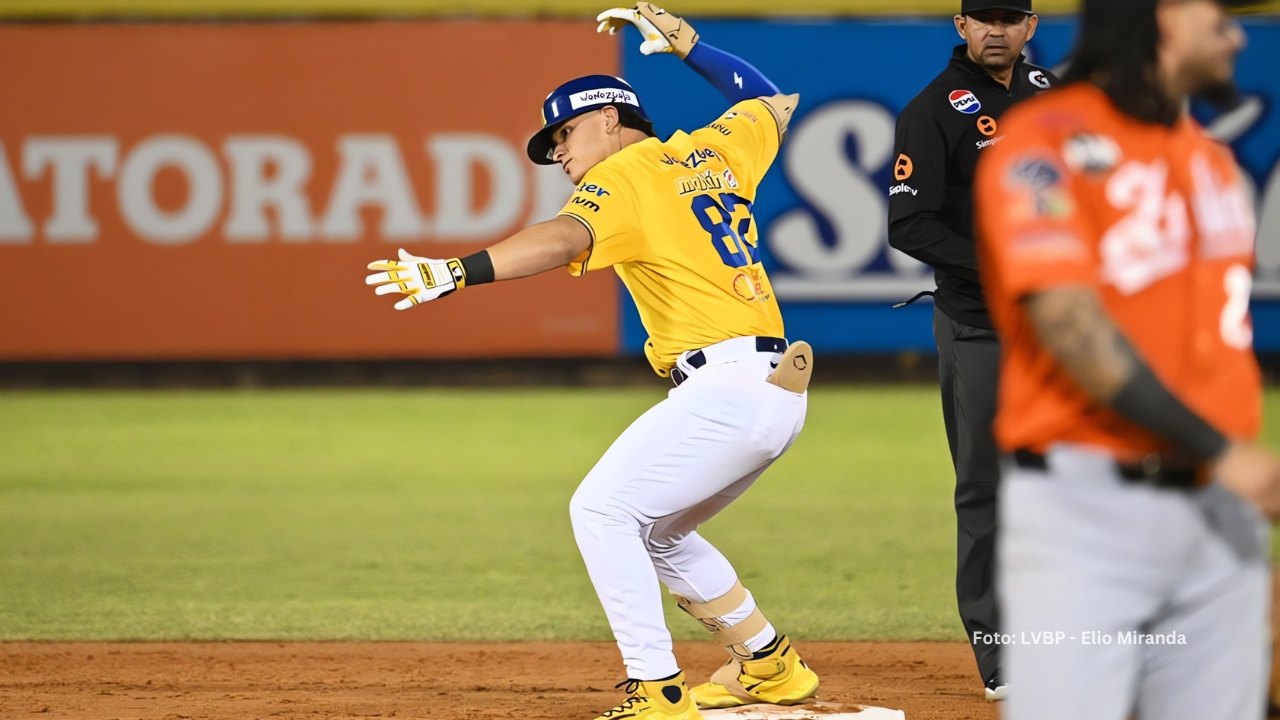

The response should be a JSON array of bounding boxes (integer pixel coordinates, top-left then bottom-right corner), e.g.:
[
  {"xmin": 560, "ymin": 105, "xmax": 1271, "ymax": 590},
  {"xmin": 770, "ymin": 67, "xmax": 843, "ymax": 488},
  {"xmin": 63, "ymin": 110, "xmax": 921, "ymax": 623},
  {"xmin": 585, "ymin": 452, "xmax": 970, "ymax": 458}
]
[{"xmin": 0, "ymin": 641, "xmax": 997, "ymax": 720}]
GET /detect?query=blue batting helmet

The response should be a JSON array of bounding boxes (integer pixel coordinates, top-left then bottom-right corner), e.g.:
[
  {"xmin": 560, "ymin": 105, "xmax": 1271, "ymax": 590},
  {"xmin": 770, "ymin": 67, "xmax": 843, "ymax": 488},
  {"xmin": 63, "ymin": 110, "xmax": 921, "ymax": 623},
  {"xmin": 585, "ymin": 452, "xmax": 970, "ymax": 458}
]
[{"xmin": 526, "ymin": 74, "xmax": 650, "ymax": 165}]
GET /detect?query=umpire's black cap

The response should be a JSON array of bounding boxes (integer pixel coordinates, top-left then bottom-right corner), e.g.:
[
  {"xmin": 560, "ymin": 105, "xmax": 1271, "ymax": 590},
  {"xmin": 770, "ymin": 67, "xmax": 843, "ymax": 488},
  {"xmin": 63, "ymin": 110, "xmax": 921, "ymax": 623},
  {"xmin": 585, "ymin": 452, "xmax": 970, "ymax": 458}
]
[{"xmin": 961, "ymin": 0, "xmax": 1034, "ymax": 14}]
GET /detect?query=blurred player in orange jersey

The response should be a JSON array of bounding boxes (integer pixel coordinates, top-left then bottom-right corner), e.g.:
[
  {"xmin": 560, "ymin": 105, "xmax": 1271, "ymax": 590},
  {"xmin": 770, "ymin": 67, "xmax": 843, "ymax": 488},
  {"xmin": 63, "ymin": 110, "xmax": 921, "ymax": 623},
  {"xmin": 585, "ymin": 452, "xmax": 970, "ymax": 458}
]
[{"xmin": 976, "ymin": 0, "xmax": 1279, "ymax": 717}]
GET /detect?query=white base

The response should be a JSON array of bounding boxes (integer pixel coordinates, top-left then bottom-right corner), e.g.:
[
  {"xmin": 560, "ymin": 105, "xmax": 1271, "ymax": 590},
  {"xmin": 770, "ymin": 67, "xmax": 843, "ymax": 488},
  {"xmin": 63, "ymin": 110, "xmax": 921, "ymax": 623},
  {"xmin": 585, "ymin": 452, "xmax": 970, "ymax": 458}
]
[{"xmin": 702, "ymin": 702, "xmax": 905, "ymax": 719}]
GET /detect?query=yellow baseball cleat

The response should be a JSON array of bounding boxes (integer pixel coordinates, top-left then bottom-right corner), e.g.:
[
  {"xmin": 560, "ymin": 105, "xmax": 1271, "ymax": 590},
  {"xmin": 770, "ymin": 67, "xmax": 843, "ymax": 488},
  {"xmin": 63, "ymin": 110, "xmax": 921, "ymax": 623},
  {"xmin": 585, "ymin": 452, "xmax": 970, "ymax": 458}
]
[
  {"xmin": 690, "ymin": 635, "xmax": 820, "ymax": 709},
  {"xmin": 594, "ymin": 672, "xmax": 704, "ymax": 720}
]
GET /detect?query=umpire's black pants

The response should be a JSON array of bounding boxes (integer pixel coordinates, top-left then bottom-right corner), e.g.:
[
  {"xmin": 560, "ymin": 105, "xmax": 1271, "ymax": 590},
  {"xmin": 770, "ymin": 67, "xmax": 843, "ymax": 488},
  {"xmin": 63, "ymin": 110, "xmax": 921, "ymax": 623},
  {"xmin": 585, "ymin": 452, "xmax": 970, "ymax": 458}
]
[{"xmin": 933, "ymin": 306, "xmax": 1002, "ymax": 685}]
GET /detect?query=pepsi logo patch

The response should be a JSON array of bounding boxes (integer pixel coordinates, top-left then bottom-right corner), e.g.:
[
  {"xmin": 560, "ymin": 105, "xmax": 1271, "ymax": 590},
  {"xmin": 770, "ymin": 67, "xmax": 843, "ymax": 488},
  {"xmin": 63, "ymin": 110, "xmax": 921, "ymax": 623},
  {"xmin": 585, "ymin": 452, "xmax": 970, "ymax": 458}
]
[{"xmin": 949, "ymin": 89, "xmax": 981, "ymax": 115}]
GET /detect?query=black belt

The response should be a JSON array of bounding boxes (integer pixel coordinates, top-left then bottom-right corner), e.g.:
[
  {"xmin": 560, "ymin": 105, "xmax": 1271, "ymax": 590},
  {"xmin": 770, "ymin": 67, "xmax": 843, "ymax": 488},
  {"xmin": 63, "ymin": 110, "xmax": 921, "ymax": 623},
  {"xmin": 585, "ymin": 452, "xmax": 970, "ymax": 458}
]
[
  {"xmin": 670, "ymin": 336, "xmax": 788, "ymax": 387},
  {"xmin": 1012, "ymin": 449, "xmax": 1200, "ymax": 490}
]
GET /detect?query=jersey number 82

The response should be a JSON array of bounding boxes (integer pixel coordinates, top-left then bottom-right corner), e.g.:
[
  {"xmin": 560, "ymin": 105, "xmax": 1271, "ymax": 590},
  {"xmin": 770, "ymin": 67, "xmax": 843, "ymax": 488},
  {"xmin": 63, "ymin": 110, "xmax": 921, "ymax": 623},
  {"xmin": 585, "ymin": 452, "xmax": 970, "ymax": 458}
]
[{"xmin": 691, "ymin": 192, "xmax": 759, "ymax": 269}]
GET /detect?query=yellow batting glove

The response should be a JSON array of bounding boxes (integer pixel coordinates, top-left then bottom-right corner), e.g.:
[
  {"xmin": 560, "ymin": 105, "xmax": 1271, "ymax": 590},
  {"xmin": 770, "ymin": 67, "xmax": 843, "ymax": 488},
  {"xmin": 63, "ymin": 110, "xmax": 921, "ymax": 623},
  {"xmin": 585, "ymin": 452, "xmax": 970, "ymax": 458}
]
[
  {"xmin": 365, "ymin": 248, "xmax": 466, "ymax": 311},
  {"xmin": 596, "ymin": 2, "xmax": 699, "ymax": 59}
]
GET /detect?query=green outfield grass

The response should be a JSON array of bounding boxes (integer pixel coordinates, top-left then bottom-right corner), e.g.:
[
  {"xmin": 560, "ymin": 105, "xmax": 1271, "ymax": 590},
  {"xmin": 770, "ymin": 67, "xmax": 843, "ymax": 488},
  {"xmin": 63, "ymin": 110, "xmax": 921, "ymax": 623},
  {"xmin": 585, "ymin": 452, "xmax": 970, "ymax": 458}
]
[{"xmin": 0, "ymin": 387, "xmax": 1276, "ymax": 642}]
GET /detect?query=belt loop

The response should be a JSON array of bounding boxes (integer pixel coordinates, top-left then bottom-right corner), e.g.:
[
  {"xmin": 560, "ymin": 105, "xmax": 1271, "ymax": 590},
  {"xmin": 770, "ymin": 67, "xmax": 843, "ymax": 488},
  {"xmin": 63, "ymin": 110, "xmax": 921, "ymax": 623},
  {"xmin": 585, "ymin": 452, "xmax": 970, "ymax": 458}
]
[{"xmin": 755, "ymin": 337, "xmax": 788, "ymax": 354}]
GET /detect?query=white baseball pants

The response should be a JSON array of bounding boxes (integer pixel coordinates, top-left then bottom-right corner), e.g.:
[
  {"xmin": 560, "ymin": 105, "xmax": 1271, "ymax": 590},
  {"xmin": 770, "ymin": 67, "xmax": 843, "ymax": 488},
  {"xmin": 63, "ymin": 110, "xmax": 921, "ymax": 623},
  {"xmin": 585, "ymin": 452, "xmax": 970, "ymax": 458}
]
[
  {"xmin": 569, "ymin": 338, "xmax": 807, "ymax": 681},
  {"xmin": 999, "ymin": 444, "xmax": 1271, "ymax": 720}
]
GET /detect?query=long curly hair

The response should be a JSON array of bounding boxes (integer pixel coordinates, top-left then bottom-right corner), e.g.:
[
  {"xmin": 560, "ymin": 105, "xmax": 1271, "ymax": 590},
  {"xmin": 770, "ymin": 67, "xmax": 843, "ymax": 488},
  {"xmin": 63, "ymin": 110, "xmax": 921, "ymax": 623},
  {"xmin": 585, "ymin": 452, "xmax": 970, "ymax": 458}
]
[{"xmin": 1060, "ymin": 0, "xmax": 1183, "ymax": 126}]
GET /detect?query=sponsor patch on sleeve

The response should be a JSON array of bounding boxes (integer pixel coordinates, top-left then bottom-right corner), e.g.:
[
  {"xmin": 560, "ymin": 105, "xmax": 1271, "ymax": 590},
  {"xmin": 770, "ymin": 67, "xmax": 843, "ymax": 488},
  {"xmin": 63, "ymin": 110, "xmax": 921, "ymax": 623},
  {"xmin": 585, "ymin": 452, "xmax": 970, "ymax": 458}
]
[
  {"xmin": 571, "ymin": 196, "xmax": 601, "ymax": 212},
  {"xmin": 575, "ymin": 182, "xmax": 611, "ymax": 197},
  {"xmin": 894, "ymin": 153, "xmax": 913, "ymax": 181},
  {"xmin": 1009, "ymin": 155, "xmax": 1064, "ymax": 189},
  {"xmin": 1004, "ymin": 153, "xmax": 1075, "ymax": 221},
  {"xmin": 567, "ymin": 182, "xmax": 611, "ymax": 214}
]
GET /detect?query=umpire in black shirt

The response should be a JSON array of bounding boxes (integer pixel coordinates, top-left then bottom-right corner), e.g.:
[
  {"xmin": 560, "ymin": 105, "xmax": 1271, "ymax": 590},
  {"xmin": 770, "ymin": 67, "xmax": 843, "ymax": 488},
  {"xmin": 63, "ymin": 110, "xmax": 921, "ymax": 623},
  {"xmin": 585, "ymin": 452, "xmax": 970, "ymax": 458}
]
[{"xmin": 887, "ymin": 0, "xmax": 1056, "ymax": 702}]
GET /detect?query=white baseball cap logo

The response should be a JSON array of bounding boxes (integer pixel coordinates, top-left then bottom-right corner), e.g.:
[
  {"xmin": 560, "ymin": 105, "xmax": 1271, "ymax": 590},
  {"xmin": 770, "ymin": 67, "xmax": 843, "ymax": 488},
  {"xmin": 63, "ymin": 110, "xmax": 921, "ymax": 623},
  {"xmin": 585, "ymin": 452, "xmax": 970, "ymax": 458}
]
[{"xmin": 569, "ymin": 88, "xmax": 639, "ymax": 110}]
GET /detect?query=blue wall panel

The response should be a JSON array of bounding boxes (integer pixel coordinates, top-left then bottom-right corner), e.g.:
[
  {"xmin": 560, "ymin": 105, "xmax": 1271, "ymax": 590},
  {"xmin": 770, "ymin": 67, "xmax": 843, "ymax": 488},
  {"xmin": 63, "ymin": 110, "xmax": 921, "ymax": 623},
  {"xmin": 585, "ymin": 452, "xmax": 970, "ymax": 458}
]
[{"xmin": 617, "ymin": 18, "xmax": 1280, "ymax": 354}]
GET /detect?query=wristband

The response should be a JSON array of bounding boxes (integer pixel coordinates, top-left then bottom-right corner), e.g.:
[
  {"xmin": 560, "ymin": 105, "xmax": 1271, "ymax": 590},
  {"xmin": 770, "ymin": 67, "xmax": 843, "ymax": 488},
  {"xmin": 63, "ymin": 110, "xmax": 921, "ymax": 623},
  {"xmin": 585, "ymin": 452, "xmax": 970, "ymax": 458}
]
[{"xmin": 459, "ymin": 250, "xmax": 495, "ymax": 287}]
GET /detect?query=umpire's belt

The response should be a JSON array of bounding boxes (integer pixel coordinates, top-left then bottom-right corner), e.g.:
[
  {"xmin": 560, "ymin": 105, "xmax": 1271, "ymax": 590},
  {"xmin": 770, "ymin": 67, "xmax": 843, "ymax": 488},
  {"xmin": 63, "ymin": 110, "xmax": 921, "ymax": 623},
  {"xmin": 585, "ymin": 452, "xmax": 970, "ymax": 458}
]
[
  {"xmin": 1011, "ymin": 449, "xmax": 1199, "ymax": 490},
  {"xmin": 670, "ymin": 336, "xmax": 787, "ymax": 387}
]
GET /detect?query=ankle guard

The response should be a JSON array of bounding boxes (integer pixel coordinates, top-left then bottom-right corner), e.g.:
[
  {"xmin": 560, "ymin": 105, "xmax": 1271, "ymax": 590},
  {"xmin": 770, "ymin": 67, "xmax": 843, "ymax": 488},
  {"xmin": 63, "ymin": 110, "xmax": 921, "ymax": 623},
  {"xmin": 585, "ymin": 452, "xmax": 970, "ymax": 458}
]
[{"xmin": 673, "ymin": 580, "xmax": 769, "ymax": 660}]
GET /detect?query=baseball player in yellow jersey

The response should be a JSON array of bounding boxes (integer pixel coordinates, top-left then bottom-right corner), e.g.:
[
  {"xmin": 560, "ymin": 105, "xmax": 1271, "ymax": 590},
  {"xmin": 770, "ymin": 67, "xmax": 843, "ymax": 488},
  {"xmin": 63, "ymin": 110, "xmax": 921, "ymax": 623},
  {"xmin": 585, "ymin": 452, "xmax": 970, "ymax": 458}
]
[{"xmin": 365, "ymin": 5, "xmax": 818, "ymax": 720}]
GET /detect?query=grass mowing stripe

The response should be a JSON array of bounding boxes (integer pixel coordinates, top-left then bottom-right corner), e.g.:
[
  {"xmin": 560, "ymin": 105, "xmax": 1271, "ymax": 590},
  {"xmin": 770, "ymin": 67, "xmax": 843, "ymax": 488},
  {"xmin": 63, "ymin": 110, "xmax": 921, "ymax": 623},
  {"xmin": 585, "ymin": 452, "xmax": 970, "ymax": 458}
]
[{"xmin": 1, "ymin": 388, "xmax": 1276, "ymax": 641}]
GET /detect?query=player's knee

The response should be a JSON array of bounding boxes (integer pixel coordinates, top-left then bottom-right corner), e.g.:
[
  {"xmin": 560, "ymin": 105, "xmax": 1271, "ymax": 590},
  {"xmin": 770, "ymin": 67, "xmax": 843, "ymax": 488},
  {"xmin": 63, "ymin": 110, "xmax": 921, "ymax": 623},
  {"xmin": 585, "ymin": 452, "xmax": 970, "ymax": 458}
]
[{"xmin": 569, "ymin": 487, "xmax": 638, "ymax": 531}]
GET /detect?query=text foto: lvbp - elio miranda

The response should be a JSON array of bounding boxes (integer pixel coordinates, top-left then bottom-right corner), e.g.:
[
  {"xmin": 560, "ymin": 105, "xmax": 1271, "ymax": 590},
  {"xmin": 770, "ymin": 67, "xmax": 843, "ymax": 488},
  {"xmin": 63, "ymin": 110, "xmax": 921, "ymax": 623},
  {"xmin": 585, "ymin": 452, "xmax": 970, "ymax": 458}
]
[{"xmin": 974, "ymin": 631, "xmax": 1189, "ymax": 646}]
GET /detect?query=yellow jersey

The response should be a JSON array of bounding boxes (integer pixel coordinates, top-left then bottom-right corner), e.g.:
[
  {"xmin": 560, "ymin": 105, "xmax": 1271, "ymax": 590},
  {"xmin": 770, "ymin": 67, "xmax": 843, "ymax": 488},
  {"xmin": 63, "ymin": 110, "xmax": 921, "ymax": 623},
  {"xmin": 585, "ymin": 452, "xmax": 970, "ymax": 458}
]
[{"xmin": 558, "ymin": 96, "xmax": 796, "ymax": 376}]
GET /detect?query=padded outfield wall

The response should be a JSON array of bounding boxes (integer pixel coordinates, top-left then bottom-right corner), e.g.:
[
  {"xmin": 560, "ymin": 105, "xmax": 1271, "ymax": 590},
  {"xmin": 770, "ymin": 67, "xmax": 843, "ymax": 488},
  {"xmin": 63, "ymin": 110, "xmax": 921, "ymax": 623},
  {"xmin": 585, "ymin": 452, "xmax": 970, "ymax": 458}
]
[
  {"xmin": 0, "ymin": 0, "xmax": 1089, "ymax": 19},
  {"xmin": 2, "ymin": 1, "xmax": 1277, "ymax": 18},
  {"xmin": 0, "ymin": 5, "xmax": 1277, "ymax": 360},
  {"xmin": 619, "ymin": 17, "xmax": 1280, "ymax": 354}
]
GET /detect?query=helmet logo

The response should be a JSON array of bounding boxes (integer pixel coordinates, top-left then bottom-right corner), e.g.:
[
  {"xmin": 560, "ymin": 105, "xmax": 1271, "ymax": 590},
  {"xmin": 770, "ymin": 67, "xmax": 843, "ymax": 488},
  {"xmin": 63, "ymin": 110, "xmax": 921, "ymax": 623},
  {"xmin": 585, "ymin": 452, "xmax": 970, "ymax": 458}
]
[{"xmin": 569, "ymin": 88, "xmax": 638, "ymax": 110}]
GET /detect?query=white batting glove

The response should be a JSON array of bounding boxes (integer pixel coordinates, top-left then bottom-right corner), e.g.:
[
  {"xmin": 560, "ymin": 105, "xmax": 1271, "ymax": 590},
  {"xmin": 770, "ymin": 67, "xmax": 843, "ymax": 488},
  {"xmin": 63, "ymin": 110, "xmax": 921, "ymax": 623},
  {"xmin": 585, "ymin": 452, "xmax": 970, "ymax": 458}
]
[
  {"xmin": 597, "ymin": 2, "xmax": 699, "ymax": 59},
  {"xmin": 365, "ymin": 248, "xmax": 465, "ymax": 310}
]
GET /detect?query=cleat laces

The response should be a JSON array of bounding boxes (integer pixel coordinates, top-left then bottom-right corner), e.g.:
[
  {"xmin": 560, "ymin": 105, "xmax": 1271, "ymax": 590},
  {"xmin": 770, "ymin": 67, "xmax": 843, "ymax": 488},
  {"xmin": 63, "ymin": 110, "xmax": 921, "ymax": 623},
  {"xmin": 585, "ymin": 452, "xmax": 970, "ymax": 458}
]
[{"xmin": 601, "ymin": 679, "xmax": 645, "ymax": 717}]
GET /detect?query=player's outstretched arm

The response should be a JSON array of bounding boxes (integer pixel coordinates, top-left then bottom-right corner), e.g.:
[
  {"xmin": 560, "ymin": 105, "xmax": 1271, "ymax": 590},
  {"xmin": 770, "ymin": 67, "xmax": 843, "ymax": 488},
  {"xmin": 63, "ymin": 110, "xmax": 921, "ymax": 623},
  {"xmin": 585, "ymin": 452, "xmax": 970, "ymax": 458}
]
[
  {"xmin": 1024, "ymin": 285, "xmax": 1280, "ymax": 518},
  {"xmin": 364, "ymin": 216, "xmax": 592, "ymax": 310},
  {"xmin": 486, "ymin": 215, "xmax": 593, "ymax": 281},
  {"xmin": 597, "ymin": 3, "xmax": 779, "ymax": 103}
]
